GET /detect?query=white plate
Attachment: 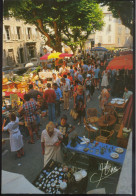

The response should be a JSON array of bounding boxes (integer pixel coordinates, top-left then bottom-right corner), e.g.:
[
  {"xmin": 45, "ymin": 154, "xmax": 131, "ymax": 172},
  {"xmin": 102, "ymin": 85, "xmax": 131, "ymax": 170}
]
[
  {"xmin": 116, "ymin": 101, "xmax": 124, "ymax": 105},
  {"xmin": 111, "ymin": 101, "xmax": 115, "ymax": 104},
  {"xmin": 110, "ymin": 152, "xmax": 119, "ymax": 159},
  {"xmin": 115, "ymin": 147, "xmax": 124, "ymax": 153},
  {"xmin": 79, "ymin": 170, "xmax": 87, "ymax": 178},
  {"xmin": 74, "ymin": 172, "xmax": 82, "ymax": 181}
]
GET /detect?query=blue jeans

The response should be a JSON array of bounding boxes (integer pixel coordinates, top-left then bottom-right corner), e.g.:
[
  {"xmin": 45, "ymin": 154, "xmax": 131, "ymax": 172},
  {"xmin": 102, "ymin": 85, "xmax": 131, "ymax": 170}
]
[{"xmin": 48, "ymin": 103, "xmax": 56, "ymax": 122}]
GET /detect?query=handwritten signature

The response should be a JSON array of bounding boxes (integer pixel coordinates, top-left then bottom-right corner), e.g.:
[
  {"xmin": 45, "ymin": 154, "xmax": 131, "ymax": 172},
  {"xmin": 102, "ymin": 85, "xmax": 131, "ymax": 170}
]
[{"xmin": 90, "ymin": 161, "xmax": 121, "ymax": 187}]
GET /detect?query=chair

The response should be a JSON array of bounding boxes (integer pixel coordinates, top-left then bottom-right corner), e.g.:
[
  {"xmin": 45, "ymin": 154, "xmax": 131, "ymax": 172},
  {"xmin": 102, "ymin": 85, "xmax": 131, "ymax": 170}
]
[
  {"xmin": 96, "ymin": 129, "xmax": 114, "ymax": 143},
  {"xmin": 87, "ymin": 108, "xmax": 98, "ymax": 118},
  {"xmin": 104, "ymin": 105, "xmax": 116, "ymax": 116}
]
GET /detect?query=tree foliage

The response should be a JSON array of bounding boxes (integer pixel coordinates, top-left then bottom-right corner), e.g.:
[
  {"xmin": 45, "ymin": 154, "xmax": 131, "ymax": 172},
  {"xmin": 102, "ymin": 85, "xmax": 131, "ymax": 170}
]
[
  {"xmin": 4, "ymin": 0, "xmax": 104, "ymax": 53},
  {"xmin": 97, "ymin": 0, "xmax": 134, "ymax": 36}
]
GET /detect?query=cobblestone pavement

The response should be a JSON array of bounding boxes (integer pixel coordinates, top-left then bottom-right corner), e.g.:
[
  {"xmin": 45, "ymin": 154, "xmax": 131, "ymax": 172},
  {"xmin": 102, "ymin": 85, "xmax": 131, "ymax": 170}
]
[{"xmin": 2, "ymin": 88, "xmax": 103, "ymax": 183}]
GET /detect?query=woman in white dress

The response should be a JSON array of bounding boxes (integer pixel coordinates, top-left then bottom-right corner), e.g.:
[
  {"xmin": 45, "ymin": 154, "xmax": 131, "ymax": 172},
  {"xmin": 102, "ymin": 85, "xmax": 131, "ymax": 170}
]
[
  {"xmin": 2, "ymin": 113, "xmax": 24, "ymax": 158},
  {"xmin": 101, "ymin": 70, "xmax": 109, "ymax": 87},
  {"xmin": 41, "ymin": 121, "xmax": 63, "ymax": 167}
]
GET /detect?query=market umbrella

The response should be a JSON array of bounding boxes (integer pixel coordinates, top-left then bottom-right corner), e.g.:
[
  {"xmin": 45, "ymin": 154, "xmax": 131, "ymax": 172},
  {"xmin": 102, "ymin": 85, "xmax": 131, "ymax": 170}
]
[
  {"xmin": 106, "ymin": 54, "xmax": 133, "ymax": 70},
  {"xmin": 48, "ymin": 52, "xmax": 61, "ymax": 59},
  {"xmin": 91, "ymin": 47, "xmax": 108, "ymax": 51},
  {"xmin": 40, "ymin": 53, "xmax": 50, "ymax": 60},
  {"xmin": 40, "ymin": 52, "xmax": 61, "ymax": 60},
  {"xmin": 59, "ymin": 53, "xmax": 73, "ymax": 58}
]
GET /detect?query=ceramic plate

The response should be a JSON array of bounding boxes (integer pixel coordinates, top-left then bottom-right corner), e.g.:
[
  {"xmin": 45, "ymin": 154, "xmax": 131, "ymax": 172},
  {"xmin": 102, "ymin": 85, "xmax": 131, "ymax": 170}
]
[
  {"xmin": 115, "ymin": 147, "xmax": 124, "ymax": 153},
  {"xmin": 110, "ymin": 152, "xmax": 119, "ymax": 159},
  {"xmin": 79, "ymin": 170, "xmax": 87, "ymax": 178},
  {"xmin": 111, "ymin": 101, "xmax": 115, "ymax": 104},
  {"xmin": 116, "ymin": 101, "xmax": 124, "ymax": 105}
]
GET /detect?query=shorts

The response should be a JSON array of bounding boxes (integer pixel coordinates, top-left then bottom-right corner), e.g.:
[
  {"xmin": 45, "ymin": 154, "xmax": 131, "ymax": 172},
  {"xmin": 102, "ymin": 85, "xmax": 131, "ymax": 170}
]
[{"xmin": 25, "ymin": 120, "xmax": 37, "ymax": 128}]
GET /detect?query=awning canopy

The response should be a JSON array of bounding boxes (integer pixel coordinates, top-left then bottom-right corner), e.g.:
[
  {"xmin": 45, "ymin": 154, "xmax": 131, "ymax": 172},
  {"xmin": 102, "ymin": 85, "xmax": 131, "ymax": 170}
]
[{"xmin": 106, "ymin": 54, "xmax": 133, "ymax": 70}]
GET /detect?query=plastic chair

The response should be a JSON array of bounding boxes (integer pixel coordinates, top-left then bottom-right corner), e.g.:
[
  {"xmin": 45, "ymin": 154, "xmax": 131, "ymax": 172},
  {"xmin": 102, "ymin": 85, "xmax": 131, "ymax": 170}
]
[{"xmin": 96, "ymin": 129, "xmax": 114, "ymax": 143}]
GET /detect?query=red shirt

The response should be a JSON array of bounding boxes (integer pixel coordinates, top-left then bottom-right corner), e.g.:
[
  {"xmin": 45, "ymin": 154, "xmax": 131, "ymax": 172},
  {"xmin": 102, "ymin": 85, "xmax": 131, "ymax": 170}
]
[{"xmin": 43, "ymin": 88, "xmax": 56, "ymax": 103}]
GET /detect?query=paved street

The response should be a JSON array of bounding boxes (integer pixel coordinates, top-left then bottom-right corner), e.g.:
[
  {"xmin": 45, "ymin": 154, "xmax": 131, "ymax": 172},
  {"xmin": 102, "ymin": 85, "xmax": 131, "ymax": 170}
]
[{"xmin": 2, "ymin": 88, "xmax": 103, "ymax": 183}]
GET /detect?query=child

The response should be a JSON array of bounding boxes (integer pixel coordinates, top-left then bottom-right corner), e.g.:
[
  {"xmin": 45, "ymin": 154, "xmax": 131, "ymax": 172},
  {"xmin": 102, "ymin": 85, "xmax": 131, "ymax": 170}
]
[
  {"xmin": 56, "ymin": 114, "xmax": 75, "ymax": 146},
  {"xmin": 56, "ymin": 114, "xmax": 75, "ymax": 159},
  {"xmin": 2, "ymin": 112, "xmax": 24, "ymax": 158}
]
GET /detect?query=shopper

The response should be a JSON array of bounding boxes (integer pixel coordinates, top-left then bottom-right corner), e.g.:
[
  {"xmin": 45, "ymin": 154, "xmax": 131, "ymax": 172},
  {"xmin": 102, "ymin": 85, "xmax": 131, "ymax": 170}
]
[
  {"xmin": 18, "ymin": 94, "xmax": 39, "ymax": 144},
  {"xmin": 41, "ymin": 121, "xmax": 63, "ymax": 167},
  {"xmin": 43, "ymin": 83, "xmax": 56, "ymax": 122},
  {"xmin": 61, "ymin": 77, "xmax": 70, "ymax": 110},
  {"xmin": 2, "ymin": 112, "xmax": 24, "ymax": 158},
  {"xmin": 53, "ymin": 83, "xmax": 62, "ymax": 117}
]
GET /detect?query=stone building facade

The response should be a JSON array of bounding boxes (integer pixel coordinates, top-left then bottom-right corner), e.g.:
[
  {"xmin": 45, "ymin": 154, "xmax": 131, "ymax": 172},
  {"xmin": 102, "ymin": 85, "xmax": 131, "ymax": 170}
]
[
  {"xmin": 3, "ymin": 17, "xmax": 44, "ymax": 68},
  {"xmin": 86, "ymin": 6, "xmax": 133, "ymax": 49}
]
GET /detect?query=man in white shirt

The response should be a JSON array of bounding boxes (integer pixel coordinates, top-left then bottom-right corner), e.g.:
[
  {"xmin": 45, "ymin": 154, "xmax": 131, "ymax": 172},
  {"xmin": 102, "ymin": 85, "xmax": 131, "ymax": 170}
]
[
  {"xmin": 52, "ymin": 73, "xmax": 60, "ymax": 87},
  {"xmin": 61, "ymin": 78, "xmax": 70, "ymax": 110},
  {"xmin": 123, "ymin": 86, "xmax": 133, "ymax": 100}
]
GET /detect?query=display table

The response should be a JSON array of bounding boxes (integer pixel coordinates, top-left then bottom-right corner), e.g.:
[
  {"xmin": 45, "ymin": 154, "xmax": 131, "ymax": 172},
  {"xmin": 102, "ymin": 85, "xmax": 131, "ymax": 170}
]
[
  {"xmin": 66, "ymin": 137, "xmax": 126, "ymax": 165},
  {"xmin": 98, "ymin": 114, "xmax": 116, "ymax": 128},
  {"xmin": 108, "ymin": 102, "xmax": 126, "ymax": 109},
  {"xmin": 33, "ymin": 159, "xmax": 88, "ymax": 194},
  {"xmin": 3, "ymin": 91, "xmax": 25, "ymax": 100}
]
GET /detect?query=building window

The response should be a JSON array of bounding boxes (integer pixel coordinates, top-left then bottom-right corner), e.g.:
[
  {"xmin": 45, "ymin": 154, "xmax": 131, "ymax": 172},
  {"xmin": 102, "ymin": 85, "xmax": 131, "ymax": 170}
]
[
  {"xmin": 118, "ymin": 26, "xmax": 122, "ymax": 34},
  {"xmin": 27, "ymin": 28, "xmax": 31, "ymax": 39},
  {"xmin": 7, "ymin": 49, "xmax": 15, "ymax": 66},
  {"xmin": 125, "ymin": 27, "xmax": 130, "ymax": 34},
  {"xmin": 118, "ymin": 37, "xmax": 121, "ymax": 44},
  {"xmin": 5, "ymin": 26, "xmax": 10, "ymax": 40},
  {"xmin": 118, "ymin": 18, "xmax": 121, "ymax": 24},
  {"xmin": 108, "ymin": 25, "xmax": 111, "ymax": 32},
  {"xmin": 108, "ymin": 36, "xmax": 111, "ymax": 43},
  {"xmin": 109, "ymin": 14, "xmax": 112, "ymax": 21},
  {"xmin": 19, "ymin": 48, "xmax": 24, "ymax": 63},
  {"xmin": 35, "ymin": 28, "xmax": 39, "ymax": 38},
  {"xmin": 98, "ymin": 36, "xmax": 102, "ymax": 43},
  {"xmin": 17, "ymin": 27, "xmax": 21, "ymax": 39}
]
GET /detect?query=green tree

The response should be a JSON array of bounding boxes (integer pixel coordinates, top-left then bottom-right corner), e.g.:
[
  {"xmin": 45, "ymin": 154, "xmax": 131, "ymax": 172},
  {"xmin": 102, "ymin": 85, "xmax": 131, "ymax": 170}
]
[
  {"xmin": 98, "ymin": 0, "xmax": 134, "ymax": 36},
  {"xmin": 4, "ymin": 0, "xmax": 104, "ymax": 53}
]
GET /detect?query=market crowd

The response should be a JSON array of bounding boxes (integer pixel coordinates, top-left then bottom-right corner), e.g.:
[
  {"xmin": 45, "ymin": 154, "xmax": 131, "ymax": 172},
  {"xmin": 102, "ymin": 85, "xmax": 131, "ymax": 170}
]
[{"xmin": 2, "ymin": 50, "xmax": 133, "ymax": 166}]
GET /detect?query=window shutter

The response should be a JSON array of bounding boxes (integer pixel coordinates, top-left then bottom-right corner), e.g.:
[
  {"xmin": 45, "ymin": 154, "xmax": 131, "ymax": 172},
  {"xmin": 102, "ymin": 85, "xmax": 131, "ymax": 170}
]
[
  {"xmin": 26, "ymin": 28, "xmax": 28, "ymax": 40},
  {"xmin": 14, "ymin": 26, "xmax": 18, "ymax": 40},
  {"xmin": 10, "ymin": 26, "xmax": 14, "ymax": 40}
]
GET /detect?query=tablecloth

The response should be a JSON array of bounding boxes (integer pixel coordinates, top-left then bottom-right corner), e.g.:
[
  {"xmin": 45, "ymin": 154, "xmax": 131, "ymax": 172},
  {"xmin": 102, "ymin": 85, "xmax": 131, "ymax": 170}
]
[{"xmin": 66, "ymin": 137, "xmax": 126, "ymax": 165}]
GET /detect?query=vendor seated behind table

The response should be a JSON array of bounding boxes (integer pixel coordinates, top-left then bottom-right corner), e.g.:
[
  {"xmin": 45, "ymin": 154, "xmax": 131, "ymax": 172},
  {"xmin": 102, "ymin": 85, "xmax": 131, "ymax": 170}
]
[
  {"xmin": 56, "ymin": 114, "xmax": 75, "ymax": 146},
  {"xmin": 41, "ymin": 121, "xmax": 63, "ymax": 167},
  {"xmin": 123, "ymin": 85, "xmax": 133, "ymax": 100}
]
